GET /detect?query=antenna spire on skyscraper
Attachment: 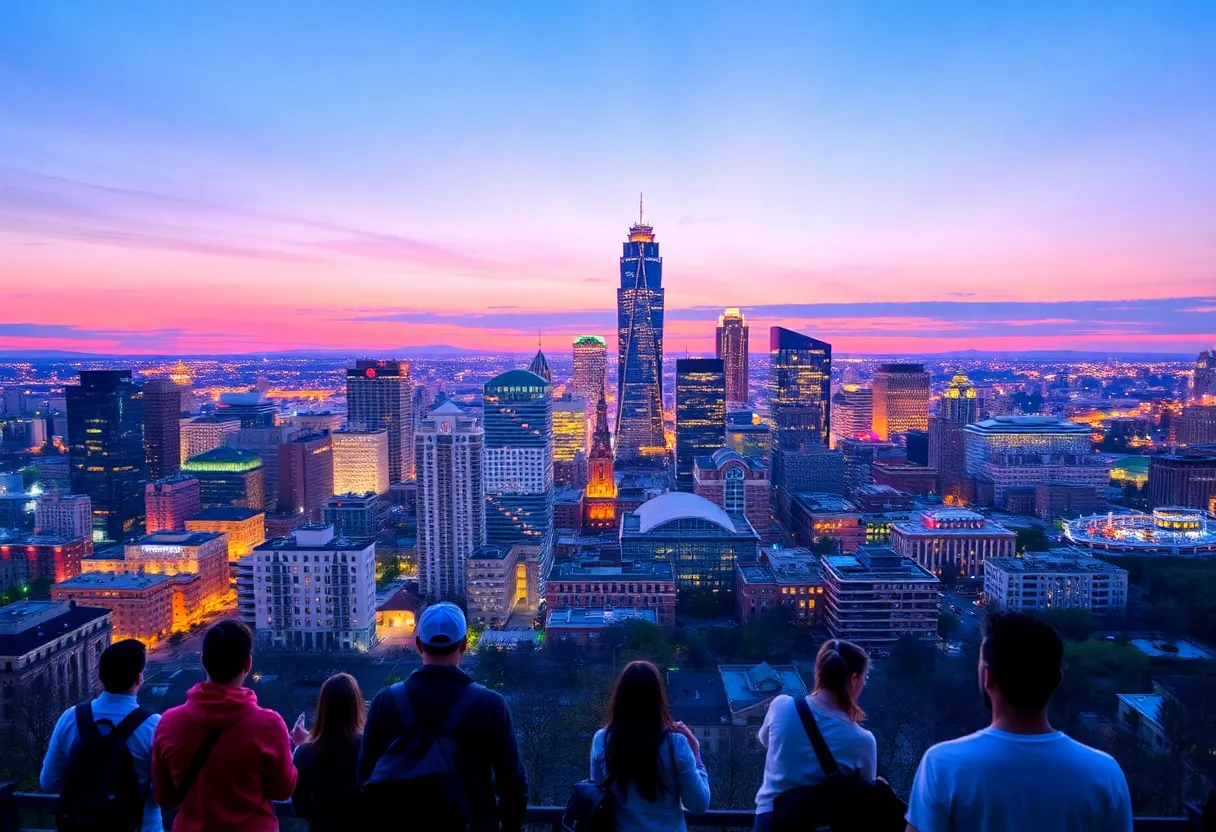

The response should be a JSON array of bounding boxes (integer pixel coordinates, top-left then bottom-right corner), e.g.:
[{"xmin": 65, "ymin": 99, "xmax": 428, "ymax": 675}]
[{"xmin": 639, "ymin": 192, "xmax": 644, "ymax": 225}]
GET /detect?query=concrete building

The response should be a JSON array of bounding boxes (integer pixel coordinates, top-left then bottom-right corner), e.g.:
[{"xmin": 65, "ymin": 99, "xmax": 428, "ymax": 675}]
[
  {"xmin": 716, "ymin": 308, "xmax": 750, "ymax": 405},
  {"xmin": 870, "ymin": 461, "xmax": 938, "ymax": 496},
  {"xmin": 182, "ymin": 448, "xmax": 267, "ymax": 510},
  {"xmin": 871, "ymin": 364, "xmax": 930, "ymax": 441},
  {"xmin": 820, "ymin": 545, "xmax": 939, "ymax": 647},
  {"xmin": 216, "ymin": 392, "xmax": 276, "ymax": 428},
  {"xmin": 322, "ymin": 494, "xmax": 382, "ymax": 539},
  {"xmin": 145, "ymin": 475, "xmax": 201, "ymax": 533},
  {"xmin": 1148, "ymin": 449, "xmax": 1216, "ymax": 511},
  {"xmin": 278, "ymin": 432, "xmax": 334, "ymax": 521},
  {"xmin": 415, "ymin": 401, "xmax": 485, "ymax": 600},
  {"xmin": 33, "ymin": 492, "xmax": 92, "ymax": 539},
  {"xmin": 572, "ymin": 335, "xmax": 608, "ymax": 403},
  {"xmin": 466, "ymin": 544, "xmax": 541, "ymax": 628},
  {"xmin": 226, "ymin": 424, "xmax": 300, "ymax": 511},
  {"xmin": 725, "ymin": 413, "xmax": 770, "ymax": 467},
  {"xmin": 735, "ymin": 548, "xmax": 825, "ymax": 623},
  {"xmin": 545, "ymin": 607, "xmax": 657, "ymax": 651},
  {"xmin": 180, "ymin": 416, "xmax": 242, "ymax": 465},
  {"xmin": 890, "ymin": 508, "xmax": 1016, "ymax": 579},
  {"xmin": 184, "ymin": 506, "xmax": 266, "ymax": 560},
  {"xmin": 787, "ymin": 493, "xmax": 864, "ymax": 552},
  {"xmin": 346, "ymin": 359, "xmax": 414, "ymax": 484},
  {"xmin": 81, "ymin": 530, "xmax": 232, "ymax": 618},
  {"xmin": 331, "ymin": 429, "xmax": 390, "ymax": 496},
  {"xmin": 248, "ymin": 524, "xmax": 377, "ymax": 651},
  {"xmin": 620, "ymin": 492, "xmax": 760, "ymax": 591},
  {"xmin": 0, "ymin": 601, "xmax": 111, "ymax": 738},
  {"xmin": 545, "ymin": 558, "xmax": 677, "ymax": 627},
  {"xmin": 837, "ymin": 438, "xmax": 893, "ymax": 494},
  {"xmin": 142, "ymin": 377, "xmax": 182, "ymax": 481},
  {"xmin": 964, "ymin": 416, "xmax": 1108, "ymax": 510},
  {"xmin": 282, "ymin": 412, "xmax": 343, "ymax": 435},
  {"xmin": 1117, "ymin": 694, "xmax": 1166, "ymax": 754},
  {"xmin": 1035, "ymin": 482, "xmax": 1100, "ymax": 521},
  {"xmin": 52, "ymin": 573, "xmax": 177, "ymax": 648},
  {"xmin": 552, "ymin": 395, "xmax": 589, "ymax": 488},
  {"xmin": 830, "ymin": 385, "xmax": 873, "ymax": 448},
  {"xmin": 693, "ymin": 448, "xmax": 771, "ymax": 544},
  {"xmin": 984, "ymin": 551, "xmax": 1128, "ymax": 614}
]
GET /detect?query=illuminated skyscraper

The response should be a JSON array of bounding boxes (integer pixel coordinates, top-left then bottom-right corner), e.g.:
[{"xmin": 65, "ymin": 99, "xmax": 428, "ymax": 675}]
[
  {"xmin": 716, "ymin": 308, "xmax": 750, "ymax": 405},
  {"xmin": 145, "ymin": 475, "xmax": 201, "ymax": 533},
  {"xmin": 67, "ymin": 370, "xmax": 146, "ymax": 543},
  {"xmin": 143, "ymin": 378, "xmax": 182, "ymax": 480},
  {"xmin": 180, "ymin": 416, "xmax": 241, "ymax": 463},
  {"xmin": 941, "ymin": 373, "xmax": 979, "ymax": 424},
  {"xmin": 528, "ymin": 346, "xmax": 553, "ymax": 383},
  {"xmin": 770, "ymin": 327, "xmax": 832, "ymax": 450},
  {"xmin": 616, "ymin": 201, "xmax": 666, "ymax": 464},
  {"xmin": 675, "ymin": 359, "xmax": 726, "ymax": 492},
  {"xmin": 572, "ymin": 336, "xmax": 607, "ymax": 401},
  {"xmin": 278, "ymin": 432, "xmax": 335, "ymax": 520},
  {"xmin": 872, "ymin": 364, "xmax": 930, "ymax": 441},
  {"xmin": 552, "ymin": 394, "xmax": 589, "ymax": 487},
  {"xmin": 1194, "ymin": 349, "xmax": 1216, "ymax": 401},
  {"xmin": 830, "ymin": 385, "xmax": 872, "ymax": 447},
  {"xmin": 182, "ymin": 448, "xmax": 266, "ymax": 510},
  {"xmin": 415, "ymin": 401, "xmax": 485, "ymax": 600},
  {"xmin": 217, "ymin": 392, "xmax": 276, "ymax": 429},
  {"xmin": 332, "ymin": 429, "xmax": 390, "ymax": 495},
  {"xmin": 346, "ymin": 359, "xmax": 414, "ymax": 483},
  {"xmin": 483, "ymin": 370, "xmax": 554, "ymax": 557}
]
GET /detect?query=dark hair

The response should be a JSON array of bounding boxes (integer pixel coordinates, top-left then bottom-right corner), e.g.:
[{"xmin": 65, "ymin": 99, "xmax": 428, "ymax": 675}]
[
  {"xmin": 604, "ymin": 661, "xmax": 675, "ymax": 803},
  {"xmin": 99, "ymin": 639, "xmax": 147, "ymax": 693},
  {"xmin": 813, "ymin": 639, "xmax": 869, "ymax": 722},
  {"xmin": 307, "ymin": 673, "xmax": 365, "ymax": 762},
  {"xmin": 981, "ymin": 611, "xmax": 1064, "ymax": 711},
  {"xmin": 202, "ymin": 620, "xmax": 253, "ymax": 683},
  {"xmin": 416, "ymin": 635, "xmax": 467, "ymax": 657}
]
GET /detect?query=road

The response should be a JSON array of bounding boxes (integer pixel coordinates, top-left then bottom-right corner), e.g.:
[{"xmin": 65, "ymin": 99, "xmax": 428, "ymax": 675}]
[{"xmin": 939, "ymin": 587, "xmax": 986, "ymax": 639}]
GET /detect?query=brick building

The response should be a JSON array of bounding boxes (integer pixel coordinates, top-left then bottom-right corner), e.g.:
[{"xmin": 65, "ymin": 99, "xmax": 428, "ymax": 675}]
[
  {"xmin": 545, "ymin": 558, "xmax": 677, "ymax": 627},
  {"xmin": 693, "ymin": 448, "xmax": 772, "ymax": 543}
]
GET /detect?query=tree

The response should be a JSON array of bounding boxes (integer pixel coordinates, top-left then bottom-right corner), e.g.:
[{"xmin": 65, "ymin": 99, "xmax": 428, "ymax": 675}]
[
  {"xmin": 938, "ymin": 561, "xmax": 961, "ymax": 589},
  {"xmin": 1016, "ymin": 527, "xmax": 1050, "ymax": 553},
  {"xmin": 937, "ymin": 611, "xmax": 961, "ymax": 643},
  {"xmin": 1036, "ymin": 608, "xmax": 1095, "ymax": 642}
]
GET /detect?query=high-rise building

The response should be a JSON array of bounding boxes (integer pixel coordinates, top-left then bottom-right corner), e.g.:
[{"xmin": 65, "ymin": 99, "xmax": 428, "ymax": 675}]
[
  {"xmin": 483, "ymin": 371, "xmax": 554, "ymax": 593},
  {"xmin": 332, "ymin": 429, "xmax": 390, "ymax": 496},
  {"xmin": 1148, "ymin": 449, "xmax": 1216, "ymax": 510},
  {"xmin": 929, "ymin": 419, "xmax": 968, "ymax": 479},
  {"xmin": 552, "ymin": 395, "xmax": 589, "ymax": 488},
  {"xmin": 346, "ymin": 359, "xmax": 414, "ymax": 484},
  {"xmin": 716, "ymin": 308, "xmax": 750, "ymax": 405},
  {"xmin": 725, "ymin": 411, "xmax": 771, "ymax": 465},
  {"xmin": 226, "ymin": 424, "xmax": 300, "ymax": 511},
  {"xmin": 278, "ymin": 433, "xmax": 335, "ymax": 520},
  {"xmin": 940, "ymin": 373, "xmax": 979, "ymax": 424},
  {"xmin": 1172, "ymin": 405, "xmax": 1216, "ymax": 447},
  {"xmin": 34, "ymin": 492, "xmax": 92, "ymax": 539},
  {"xmin": 181, "ymin": 448, "xmax": 266, "ymax": 509},
  {"xmin": 216, "ymin": 392, "xmax": 276, "ymax": 429},
  {"xmin": 830, "ymin": 385, "xmax": 872, "ymax": 447},
  {"xmin": 67, "ymin": 370, "xmax": 146, "ymax": 543},
  {"xmin": 675, "ymin": 358, "xmax": 726, "ymax": 492},
  {"xmin": 142, "ymin": 378, "xmax": 182, "ymax": 480},
  {"xmin": 1193, "ymin": 349, "xmax": 1216, "ymax": 401},
  {"xmin": 583, "ymin": 389, "xmax": 618, "ymax": 531},
  {"xmin": 572, "ymin": 336, "xmax": 608, "ymax": 402},
  {"xmin": 247, "ymin": 524, "xmax": 377, "ymax": 652},
  {"xmin": 145, "ymin": 475, "xmax": 201, "ymax": 533},
  {"xmin": 616, "ymin": 206, "xmax": 666, "ymax": 464},
  {"xmin": 415, "ymin": 401, "xmax": 485, "ymax": 600},
  {"xmin": 180, "ymin": 416, "xmax": 242, "ymax": 464},
  {"xmin": 281, "ymin": 412, "xmax": 343, "ymax": 434},
  {"xmin": 871, "ymin": 364, "xmax": 930, "ymax": 441},
  {"xmin": 528, "ymin": 347, "xmax": 553, "ymax": 383},
  {"xmin": 964, "ymin": 416, "xmax": 1108, "ymax": 509},
  {"xmin": 837, "ymin": 437, "xmax": 893, "ymax": 494},
  {"xmin": 770, "ymin": 327, "xmax": 832, "ymax": 450}
]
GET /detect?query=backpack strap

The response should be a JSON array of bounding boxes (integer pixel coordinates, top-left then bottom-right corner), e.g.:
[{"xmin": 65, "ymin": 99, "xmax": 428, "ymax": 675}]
[
  {"xmin": 390, "ymin": 682, "xmax": 414, "ymax": 728},
  {"xmin": 110, "ymin": 708, "xmax": 153, "ymax": 744},
  {"xmin": 165, "ymin": 726, "xmax": 226, "ymax": 809},
  {"xmin": 74, "ymin": 702, "xmax": 99, "ymax": 741},
  {"xmin": 794, "ymin": 696, "xmax": 841, "ymax": 777},
  {"xmin": 667, "ymin": 732, "xmax": 681, "ymax": 803},
  {"xmin": 438, "ymin": 683, "xmax": 483, "ymax": 738}
]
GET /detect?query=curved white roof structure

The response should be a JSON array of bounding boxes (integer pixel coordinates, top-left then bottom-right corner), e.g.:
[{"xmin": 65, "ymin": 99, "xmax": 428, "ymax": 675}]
[{"xmin": 633, "ymin": 491, "xmax": 738, "ymax": 534}]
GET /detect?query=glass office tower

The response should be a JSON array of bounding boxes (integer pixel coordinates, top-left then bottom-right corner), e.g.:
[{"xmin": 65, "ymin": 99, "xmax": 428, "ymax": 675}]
[
  {"xmin": 616, "ymin": 208, "xmax": 666, "ymax": 464},
  {"xmin": 675, "ymin": 358, "xmax": 726, "ymax": 492}
]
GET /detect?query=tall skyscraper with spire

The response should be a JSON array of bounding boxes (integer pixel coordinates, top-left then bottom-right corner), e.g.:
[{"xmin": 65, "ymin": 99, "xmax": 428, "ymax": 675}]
[
  {"xmin": 716, "ymin": 308, "xmax": 750, "ymax": 404},
  {"xmin": 616, "ymin": 196, "xmax": 666, "ymax": 464}
]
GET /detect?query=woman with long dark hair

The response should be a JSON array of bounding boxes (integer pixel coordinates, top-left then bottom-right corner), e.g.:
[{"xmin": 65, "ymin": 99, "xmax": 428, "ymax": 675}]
[
  {"xmin": 752, "ymin": 639, "xmax": 878, "ymax": 832},
  {"xmin": 291, "ymin": 672, "xmax": 367, "ymax": 831},
  {"xmin": 589, "ymin": 660, "xmax": 711, "ymax": 831}
]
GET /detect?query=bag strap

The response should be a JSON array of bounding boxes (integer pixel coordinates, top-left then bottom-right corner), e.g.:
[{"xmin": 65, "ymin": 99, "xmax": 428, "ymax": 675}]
[
  {"xmin": 794, "ymin": 697, "xmax": 841, "ymax": 777},
  {"xmin": 166, "ymin": 727, "xmax": 226, "ymax": 809},
  {"xmin": 390, "ymin": 682, "xmax": 413, "ymax": 728},
  {"xmin": 110, "ymin": 707, "xmax": 153, "ymax": 744},
  {"xmin": 438, "ymin": 683, "xmax": 483, "ymax": 738},
  {"xmin": 667, "ymin": 733, "xmax": 681, "ymax": 803},
  {"xmin": 74, "ymin": 702, "xmax": 99, "ymax": 741}
]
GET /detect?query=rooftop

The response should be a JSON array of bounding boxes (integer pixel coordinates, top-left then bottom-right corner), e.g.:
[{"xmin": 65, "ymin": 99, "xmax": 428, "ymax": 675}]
[
  {"xmin": 0, "ymin": 532, "xmax": 89, "ymax": 546},
  {"xmin": 186, "ymin": 506, "xmax": 264, "ymax": 522},
  {"xmin": 545, "ymin": 607, "xmax": 656, "ymax": 629},
  {"xmin": 793, "ymin": 493, "xmax": 858, "ymax": 513},
  {"xmin": 823, "ymin": 545, "xmax": 940, "ymax": 583},
  {"xmin": 1118, "ymin": 693, "xmax": 1164, "ymax": 728},
  {"xmin": 965, "ymin": 416, "xmax": 1090, "ymax": 435},
  {"xmin": 181, "ymin": 447, "xmax": 264, "ymax": 472},
  {"xmin": 0, "ymin": 602, "xmax": 110, "ymax": 659},
  {"xmin": 130, "ymin": 530, "xmax": 226, "ymax": 548},
  {"xmin": 54, "ymin": 572, "xmax": 176, "ymax": 590},
  {"xmin": 630, "ymin": 492, "xmax": 740, "ymax": 535},
  {"xmin": 987, "ymin": 551, "xmax": 1127, "ymax": 576},
  {"xmin": 549, "ymin": 559, "xmax": 674, "ymax": 580},
  {"xmin": 720, "ymin": 662, "xmax": 807, "ymax": 714},
  {"xmin": 666, "ymin": 669, "xmax": 733, "ymax": 726}
]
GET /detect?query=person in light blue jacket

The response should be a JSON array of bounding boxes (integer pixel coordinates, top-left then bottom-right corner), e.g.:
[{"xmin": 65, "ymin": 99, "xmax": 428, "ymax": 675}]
[{"xmin": 589, "ymin": 660, "xmax": 711, "ymax": 832}]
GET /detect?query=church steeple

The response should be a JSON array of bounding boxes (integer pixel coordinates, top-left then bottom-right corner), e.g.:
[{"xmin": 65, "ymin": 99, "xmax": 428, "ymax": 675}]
[
  {"xmin": 585, "ymin": 385, "xmax": 616, "ymax": 509},
  {"xmin": 590, "ymin": 385, "xmax": 611, "ymax": 459}
]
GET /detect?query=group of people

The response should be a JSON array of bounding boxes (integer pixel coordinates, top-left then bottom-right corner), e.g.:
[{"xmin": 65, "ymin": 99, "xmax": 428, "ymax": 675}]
[{"xmin": 38, "ymin": 604, "xmax": 1148, "ymax": 832}]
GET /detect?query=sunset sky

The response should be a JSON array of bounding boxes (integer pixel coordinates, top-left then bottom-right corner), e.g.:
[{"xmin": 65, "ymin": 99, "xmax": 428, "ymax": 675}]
[{"xmin": 1, "ymin": 1, "xmax": 1214, "ymax": 356}]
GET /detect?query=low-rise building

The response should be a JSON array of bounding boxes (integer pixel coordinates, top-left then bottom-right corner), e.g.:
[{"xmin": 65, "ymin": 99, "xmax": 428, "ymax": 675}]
[
  {"xmin": 145, "ymin": 475, "xmax": 202, "ymax": 533},
  {"xmin": 735, "ymin": 548, "xmax": 824, "ymax": 623},
  {"xmin": 820, "ymin": 545, "xmax": 939, "ymax": 648},
  {"xmin": 322, "ymin": 494, "xmax": 382, "ymax": 539},
  {"xmin": 871, "ymin": 462, "xmax": 938, "ymax": 496},
  {"xmin": 1034, "ymin": 482, "xmax": 1101, "ymax": 521},
  {"xmin": 787, "ymin": 493, "xmax": 865, "ymax": 552},
  {"xmin": 81, "ymin": 530, "xmax": 232, "ymax": 617},
  {"xmin": 52, "ymin": 572, "xmax": 178, "ymax": 648},
  {"xmin": 852, "ymin": 484, "xmax": 912, "ymax": 512},
  {"xmin": 669, "ymin": 662, "xmax": 810, "ymax": 751},
  {"xmin": 0, "ymin": 532, "xmax": 91, "ymax": 583},
  {"xmin": 693, "ymin": 449, "xmax": 772, "ymax": 544},
  {"xmin": 545, "ymin": 558, "xmax": 677, "ymax": 627},
  {"xmin": 466, "ymin": 544, "xmax": 541, "ymax": 628},
  {"xmin": 545, "ymin": 607, "xmax": 656, "ymax": 651},
  {"xmin": 890, "ymin": 508, "xmax": 1016, "ymax": 579},
  {"xmin": 983, "ymin": 551, "xmax": 1129, "ymax": 614},
  {"xmin": 1116, "ymin": 694, "xmax": 1166, "ymax": 753},
  {"xmin": 184, "ymin": 506, "xmax": 266, "ymax": 560}
]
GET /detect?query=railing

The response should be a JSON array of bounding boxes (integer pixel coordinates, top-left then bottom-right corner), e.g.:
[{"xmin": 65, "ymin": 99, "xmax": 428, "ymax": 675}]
[{"xmin": 0, "ymin": 785, "xmax": 1201, "ymax": 831}]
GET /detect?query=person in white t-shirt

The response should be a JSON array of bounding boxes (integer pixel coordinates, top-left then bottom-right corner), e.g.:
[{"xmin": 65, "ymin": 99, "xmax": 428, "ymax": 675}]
[
  {"xmin": 752, "ymin": 639, "xmax": 878, "ymax": 832},
  {"xmin": 906, "ymin": 611, "xmax": 1133, "ymax": 832}
]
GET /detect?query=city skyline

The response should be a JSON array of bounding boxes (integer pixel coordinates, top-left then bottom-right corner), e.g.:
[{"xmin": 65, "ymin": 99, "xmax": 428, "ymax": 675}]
[{"xmin": 2, "ymin": 2, "xmax": 1215, "ymax": 356}]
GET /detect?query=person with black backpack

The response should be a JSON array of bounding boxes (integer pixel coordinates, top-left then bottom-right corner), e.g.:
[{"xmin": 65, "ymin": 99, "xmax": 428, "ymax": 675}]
[
  {"xmin": 40, "ymin": 638, "xmax": 162, "ymax": 832},
  {"xmin": 358, "ymin": 602, "xmax": 528, "ymax": 832},
  {"xmin": 754, "ymin": 639, "xmax": 905, "ymax": 832}
]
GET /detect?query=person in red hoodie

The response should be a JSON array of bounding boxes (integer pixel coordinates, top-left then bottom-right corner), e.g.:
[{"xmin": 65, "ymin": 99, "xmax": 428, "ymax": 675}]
[{"xmin": 153, "ymin": 620, "xmax": 297, "ymax": 831}]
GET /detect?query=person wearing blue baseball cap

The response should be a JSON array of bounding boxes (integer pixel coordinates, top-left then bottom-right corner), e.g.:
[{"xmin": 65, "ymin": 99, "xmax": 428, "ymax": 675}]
[{"xmin": 358, "ymin": 603, "xmax": 528, "ymax": 832}]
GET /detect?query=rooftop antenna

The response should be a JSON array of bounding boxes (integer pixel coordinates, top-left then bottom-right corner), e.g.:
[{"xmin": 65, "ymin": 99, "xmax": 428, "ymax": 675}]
[
  {"xmin": 538, "ymin": 327, "xmax": 542, "ymax": 350},
  {"xmin": 639, "ymin": 192, "xmax": 644, "ymax": 225}
]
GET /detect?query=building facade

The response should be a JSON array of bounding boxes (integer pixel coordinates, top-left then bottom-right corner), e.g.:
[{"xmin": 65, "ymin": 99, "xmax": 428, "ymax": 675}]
[
  {"xmin": 52, "ymin": 573, "xmax": 176, "ymax": 648},
  {"xmin": 184, "ymin": 506, "xmax": 266, "ymax": 560},
  {"xmin": 735, "ymin": 548, "xmax": 825, "ymax": 623},
  {"xmin": 820, "ymin": 546, "xmax": 940, "ymax": 647},
  {"xmin": 226, "ymin": 424, "xmax": 300, "ymax": 511},
  {"xmin": 1193, "ymin": 349, "xmax": 1216, "ymax": 401},
  {"xmin": 871, "ymin": 364, "xmax": 930, "ymax": 441},
  {"xmin": 182, "ymin": 448, "xmax": 267, "ymax": 510},
  {"xmin": 415, "ymin": 401, "xmax": 485, "ymax": 600},
  {"xmin": 1034, "ymin": 482, "xmax": 1100, "ymax": 521},
  {"xmin": 216, "ymin": 392, "xmax": 276, "ymax": 428},
  {"xmin": 615, "ymin": 212, "xmax": 667, "ymax": 464},
  {"xmin": 716, "ymin": 308, "xmax": 750, "ymax": 405},
  {"xmin": 964, "ymin": 416, "xmax": 1109, "ymax": 509},
  {"xmin": 584, "ymin": 390, "xmax": 618, "ymax": 531},
  {"xmin": 466, "ymin": 543, "xmax": 541, "ymax": 628},
  {"xmin": 0, "ymin": 532, "xmax": 91, "ymax": 583},
  {"xmin": 145, "ymin": 475, "xmax": 201, "ymax": 533},
  {"xmin": 82, "ymin": 530, "xmax": 232, "ymax": 615},
  {"xmin": 142, "ymin": 377, "xmax": 182, "ymax": 480},
  {"xmin": 67, "ymin": 370, "xmax": 146, "ymax": 543},
  {"xmin": 322, "ymin": 494, "xmax": 381, "ymax": 539},
  {"xmin": 180, "ymin": 416, "xmax": 242, "ymax": 465},
  {"xmin": 1148, "ymin": 449, "xmax": 1216, "ymax": 510},
  {"xmin": 34, "ymin": 493, "xmax": 92, "ymax": 539},
  {"xmin": 552, "ymin": 395, "xmax": 589, "ymax": 488},
  {"xmin": 278, "ymin": 432, "xmax": 335, "ymax": 520},
  {"xmin": 940, "ymin": 373, "xmax": 979, "ymax": 424},
  {"xmin": 693, "ymin": 449, "xmax": 771, "ymax": 544},
  {"xmin": 545, "ymin": 559, "xmax": 677, "ymax": 627},
  {"xmin": 572, "ymin": 335, "xmax": 608, "ymax": 402},
  {"xmin": 332, "ymin": 429, "xmax": 390, "ymax": 496},
  {"xmin": 346, "ymin": 359, "xmax": 414, "ymax": 484},
  {"xmin": 830, "ymin": 385, "xmax": 872, "ymax": 448},
  {"xmin": 619, "ymin": 492, "xmax": 760, "ymax": 591},
  {"xmin": 890, "ymin": 508, "xmax": 1016, "ymax": 579},
  {"xmin": 788, "ymin": 493, "xmax": 865, "ymax": 552},
  {"xmin": 248, "ymin": 524, "xmax": 377, "ymax": 651},
  {"xmin": 545, "ymin": 608, "xmax": 658, "ymax": 650},
  {"xmin": 675, "ymin": 359, "xmax": 726, "ymax": 492},
  {"xmin": 984, "ymin": 551, "xmax": 1128, "ymax": 614}
]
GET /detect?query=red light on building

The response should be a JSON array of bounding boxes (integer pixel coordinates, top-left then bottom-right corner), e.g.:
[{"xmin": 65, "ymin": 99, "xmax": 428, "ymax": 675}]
[{"xmin": 365, "ymin": 368, "xmax": 377, "ymax": 378}]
